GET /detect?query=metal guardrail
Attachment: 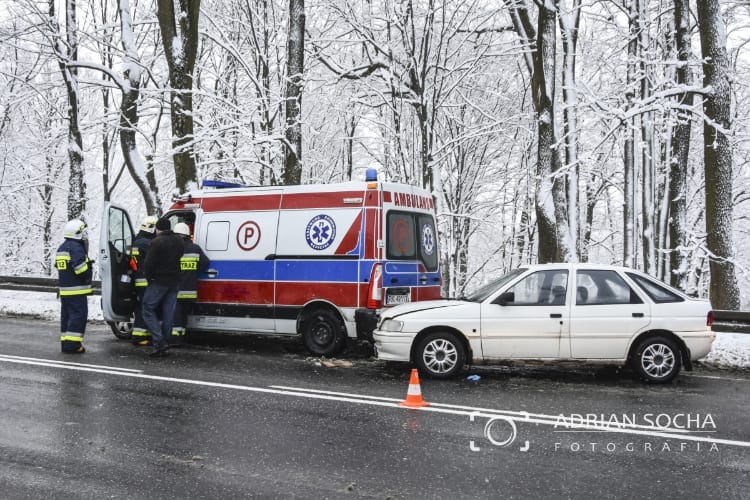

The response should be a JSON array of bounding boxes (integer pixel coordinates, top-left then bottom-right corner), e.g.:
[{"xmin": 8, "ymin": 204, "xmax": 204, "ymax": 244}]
[
  {"xmin": 0, "ymin": 275, "xmax": 748, "ymax": 332},
  {"xmin": 0, "ymin": 275, "xmax": 101, "ymax": 295},
  {"xmin": 712, "ymin": 310, "xmax": 750, "ymax": 334}
]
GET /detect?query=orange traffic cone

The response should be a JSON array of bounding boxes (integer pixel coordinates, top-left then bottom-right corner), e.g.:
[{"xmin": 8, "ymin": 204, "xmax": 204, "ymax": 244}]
[{"xmin": 399, "ymin": 368, "xmax": 429, "ymax": 408}]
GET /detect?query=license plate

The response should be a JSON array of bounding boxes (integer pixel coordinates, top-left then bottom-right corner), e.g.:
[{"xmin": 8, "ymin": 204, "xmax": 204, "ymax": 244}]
[{"xmin": 386, "ymin": 294, "xmax": 410, "ymax": 305}]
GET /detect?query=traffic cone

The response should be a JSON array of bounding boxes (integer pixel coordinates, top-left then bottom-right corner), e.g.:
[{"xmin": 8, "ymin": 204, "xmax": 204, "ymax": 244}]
[{"xmin": 399, "ymin": 368, "xmax": 429, "ymax": 408}]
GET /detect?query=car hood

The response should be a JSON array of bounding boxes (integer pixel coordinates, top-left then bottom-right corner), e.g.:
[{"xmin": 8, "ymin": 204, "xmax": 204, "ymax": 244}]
[{"xmin": 383, "ymin": 299, "xmax": 467, "ymax": 318}]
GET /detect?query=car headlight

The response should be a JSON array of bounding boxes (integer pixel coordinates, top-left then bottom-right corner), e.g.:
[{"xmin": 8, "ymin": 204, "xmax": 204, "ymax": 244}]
[{"xmin": 379, "ymin": 319, "xmax": 404, "ymax": 332}]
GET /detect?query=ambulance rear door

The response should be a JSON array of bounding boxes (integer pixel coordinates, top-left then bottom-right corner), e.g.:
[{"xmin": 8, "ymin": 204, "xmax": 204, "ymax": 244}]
[
  {"xmin": 99, "ymin": 202, "xmax": 136, "ymax": 322},
  {"xmin": 382, "ymin": 187, "xmax": 441, "ymax": 305}
]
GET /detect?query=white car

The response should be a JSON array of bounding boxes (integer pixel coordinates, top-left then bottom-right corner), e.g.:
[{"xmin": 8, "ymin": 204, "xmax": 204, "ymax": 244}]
[{"xmin": 373, "ymin": 264, "xmax": 715, "ymax": 383}]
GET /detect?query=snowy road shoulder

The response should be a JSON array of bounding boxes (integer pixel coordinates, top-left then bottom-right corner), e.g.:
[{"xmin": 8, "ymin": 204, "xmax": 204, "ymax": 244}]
[{"xmin": 0, "ymin": 289, "xmax": 748, "ymax": 370}]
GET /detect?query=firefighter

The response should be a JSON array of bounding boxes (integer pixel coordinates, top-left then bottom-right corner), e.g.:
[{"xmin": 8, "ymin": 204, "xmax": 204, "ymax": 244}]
[
  {"xmin": 171, "ymin": 222, "xmax": 209, "ymax": 346},
  {"xmin": 55, "ymin": 219, "xmax": 93, "ymax": 353},
  {"xmin": 129, "ymin": 215, "xmax": 158, "ymax": 346}
]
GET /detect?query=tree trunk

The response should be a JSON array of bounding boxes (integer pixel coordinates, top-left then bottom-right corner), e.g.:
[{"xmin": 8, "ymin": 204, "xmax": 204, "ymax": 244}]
[
  {"xmin": 668, "ymin": 0, "xmax": 693, "ymax": 289},
  {"xmin": 696, "ymin": 0, "xmax": 740, "ymax": 309},
  {"xmin": 557, "ymin": 0, "xmax": 581, "ymax": 262},
  {"xmin": 533, "ymin": 2, "xmax": 561, "ymax": 263},
  {"xmin": 282, "ymin": 0, "xmax": 305, "ymax": 185},
  {"xmin": 623, "ymin": 0, "xmax": 639, "ymax": 268},
  {"xmin": 639, "ymin": 0, "xmax": 656, "ymax": 275},
  {"xmin": 50, "ymin": 0, "xmax": 86, "ymax": 220},
  {"xmin": 156, "ymin": 0, "xmax": 200, "ymax": 193},
  {"xmin": 120, "ymin": 0, "xmax": 159, "ymax": 215}
]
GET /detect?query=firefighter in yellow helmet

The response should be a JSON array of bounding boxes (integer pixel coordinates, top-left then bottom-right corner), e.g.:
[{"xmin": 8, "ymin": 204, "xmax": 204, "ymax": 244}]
[
  {"xmin": 55, "ymin": 219, "xmax": 93, "ymax": 353},
  {"xmin": 128, "ymin": 216, "xmax": 158, "ymax": 346}
]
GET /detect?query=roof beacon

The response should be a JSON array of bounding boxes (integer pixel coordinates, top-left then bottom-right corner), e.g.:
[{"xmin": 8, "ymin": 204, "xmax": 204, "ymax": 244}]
[
  {"xmin": 202, "ymin": 179, "xmax": 244, "ymax": 189},
  {"xmin": 365, "ymin": 168, "xmax": 378, "ymax": 182}
]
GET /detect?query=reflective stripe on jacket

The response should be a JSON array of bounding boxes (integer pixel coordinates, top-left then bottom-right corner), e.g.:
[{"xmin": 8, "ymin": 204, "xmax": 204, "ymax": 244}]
[{"xmin": 56, "ymin": 239, "xmax": 92, "ymax": 296}]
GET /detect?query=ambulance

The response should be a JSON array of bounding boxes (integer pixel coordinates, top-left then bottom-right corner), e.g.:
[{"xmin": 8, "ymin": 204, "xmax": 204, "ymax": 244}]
[{"xmin": 100, "ymin": 170, "xmax": 442, "ymax": 356}]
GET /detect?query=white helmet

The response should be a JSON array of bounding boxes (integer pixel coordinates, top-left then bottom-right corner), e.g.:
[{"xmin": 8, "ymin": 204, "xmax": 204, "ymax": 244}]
[
  {"xmin": 140, "ymin": 215, "xmax": 158, "ymax": 234},
  {"xmin": 64, "ymin": 219, "xmax": 88, "ymax": 240},
  {"xmin": 173, "ymin": 222, "xmax": 191, "ymax": 237}
]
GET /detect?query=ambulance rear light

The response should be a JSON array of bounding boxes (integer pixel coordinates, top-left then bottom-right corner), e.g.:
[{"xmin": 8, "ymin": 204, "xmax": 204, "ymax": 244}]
[{"xmin": 367, "ymin": 263, "xmax": 383, "ymax": 309}]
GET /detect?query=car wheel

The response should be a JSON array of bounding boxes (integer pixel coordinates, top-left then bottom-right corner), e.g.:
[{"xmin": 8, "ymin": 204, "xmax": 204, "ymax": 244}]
[
  {"xmin": 415, "ymin": 331, "xmax": 466, "ymax": 379},
  {"xmin": 632, "ymin": 336, "xmax": 682, "ymax": 383},
  {"xmin": 108, "ymin": 320, "xmax": 133, "ymax": 340},
  {"xmin": 301, "ymin": 309, "xmax": 347, "ymax": 356}
]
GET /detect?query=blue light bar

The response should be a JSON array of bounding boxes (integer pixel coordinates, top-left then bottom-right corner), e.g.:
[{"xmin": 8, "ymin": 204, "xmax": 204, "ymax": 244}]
[
  {"xmin": 202, "ymin": 179, "xmax": 244, "ymax": 188},
  {"xmin": 365, "ymin": 168, "xmax": 378, "ymax": 182}
]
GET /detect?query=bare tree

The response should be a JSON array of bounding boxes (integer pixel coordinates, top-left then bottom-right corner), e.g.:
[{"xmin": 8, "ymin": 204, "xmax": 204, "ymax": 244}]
[
  {"xmin": 49, "ymin": 0, "xmax": 86, "ymax": 220},
  {"xmin": 282, "ymin": 0, "xmax": 305, "ymax": 185},
  {"xmin": 668, "ymin": 0, "xmax": 693, "ymax": 289},
  {"xmin": 696, "ymin": 0, "xmax": 740, "ymax": 309},
  {"xmin": 156, "ymin": 0, "xmax": 200, "ymax": 192}
]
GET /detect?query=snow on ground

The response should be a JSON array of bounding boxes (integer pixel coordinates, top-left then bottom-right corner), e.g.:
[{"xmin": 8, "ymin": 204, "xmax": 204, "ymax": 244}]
[{"xmin": 0, "ymin": 290, "xmax": 748, "ymax": 370}]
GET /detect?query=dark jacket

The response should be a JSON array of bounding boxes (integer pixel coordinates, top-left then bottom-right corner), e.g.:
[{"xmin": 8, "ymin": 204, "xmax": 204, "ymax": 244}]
[
  {"xmin": 129, "ymin": 230, "xmax": 155, "ymax": 288},
  {"xmin": 177, "ymin": 238, "xmax": 210, "ymax": 300},
  {"xmin": 143, "ymin": 231, "xmax": 184, "ymax": 287},
  {"xmin": 56, "ymin": 238, "xmax": 93, "ymax": 296}
]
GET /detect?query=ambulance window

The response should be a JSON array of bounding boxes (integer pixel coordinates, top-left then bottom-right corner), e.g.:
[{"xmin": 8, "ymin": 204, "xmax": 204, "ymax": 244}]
[
  {"xmin": 418, "ymin": 215, "xmax": 438, "ymax": 272},
  {"xmin": 205, "ymin": 221, "xmax": 230, "ymax": 251},
  {"xmin": 387, "ymin": 212, "xmax": 416, "ymax": 259}
]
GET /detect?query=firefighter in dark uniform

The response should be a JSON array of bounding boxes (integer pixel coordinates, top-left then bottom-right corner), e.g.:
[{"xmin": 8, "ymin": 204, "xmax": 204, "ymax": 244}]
[
  {"xmin": 129, "ymin": 216, "xmax": 158, "ymax": 346},
  {"xmin": 56, "ymin": 219, "xmax": 93, "ymax": 353},
  {"xmin": 171, "ymin": 222, "xmax": 209, "ymax": 346}
]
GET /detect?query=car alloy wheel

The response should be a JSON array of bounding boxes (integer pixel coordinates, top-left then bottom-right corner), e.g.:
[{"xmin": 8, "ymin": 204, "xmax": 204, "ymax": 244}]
[
  {"xmin": 415, "ymin": 332, "xmax": 466, "ymax": 379},
  {"xmin": 633, "ymin": 336, "xmax": 682, "ymax": 383}
]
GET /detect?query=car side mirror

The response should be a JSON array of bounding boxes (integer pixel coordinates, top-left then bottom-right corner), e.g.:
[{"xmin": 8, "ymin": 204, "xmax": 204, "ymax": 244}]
[{"xmin": 495, "ymin": 291, "xmax": 515, "ymax": 306}]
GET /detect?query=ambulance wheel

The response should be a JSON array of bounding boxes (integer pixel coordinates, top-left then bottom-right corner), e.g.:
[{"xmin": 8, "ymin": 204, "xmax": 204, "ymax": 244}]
[
  {"xmin": 302, "ymin": 309, "xmax": 347, "ymax": 356},
  {"xmin": 108, "ymin": 320, "xmax": 133, "ymax": 340}
]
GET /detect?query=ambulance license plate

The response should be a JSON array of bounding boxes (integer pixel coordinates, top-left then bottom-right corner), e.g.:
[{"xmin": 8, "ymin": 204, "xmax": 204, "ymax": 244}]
[{"xmin": 386, "ymin": 293, "xmax": 410, "ymax": 305}]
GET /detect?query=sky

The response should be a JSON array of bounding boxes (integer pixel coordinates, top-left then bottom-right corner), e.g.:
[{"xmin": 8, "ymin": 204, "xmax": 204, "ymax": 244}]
[{"xmin": 0, "ymin": 289, "xmax": 747, "ymax": 371}]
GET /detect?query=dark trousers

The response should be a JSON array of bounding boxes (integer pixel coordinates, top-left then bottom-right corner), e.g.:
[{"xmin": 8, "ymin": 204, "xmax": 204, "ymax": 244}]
[
  {"xmin": 142, "ymin": 283, "xmax": 178, "ymax": 351},
  {"xmin": 131, "ymin": 287, "xmax": 151, "ymax": 344},
  {"xmin": 60, "ymin": 295, "xmax": 88, "ymax": 351}
]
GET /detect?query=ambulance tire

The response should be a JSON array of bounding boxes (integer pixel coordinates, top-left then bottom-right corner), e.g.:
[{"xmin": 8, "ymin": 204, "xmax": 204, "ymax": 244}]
[
  {"xmin": 302, "ymin": 308, "xmax": 347, "ymax": 356},
  {"xmin": 108, "ymin": 320, "xmax": 133, "ymax": 340}
]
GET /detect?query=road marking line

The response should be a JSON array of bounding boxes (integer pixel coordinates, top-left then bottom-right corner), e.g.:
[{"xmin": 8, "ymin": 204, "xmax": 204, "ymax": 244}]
[
  {"xmin": 683, "ymin": 373, "xmax": 750, "ymax": 382},
  {"xmin": 2, "ymin": 355, "xmax": 750, "ymax": 449},
  {"xmin": 0, "ymin": 354, "xmax": 142, "ymax": 373}
]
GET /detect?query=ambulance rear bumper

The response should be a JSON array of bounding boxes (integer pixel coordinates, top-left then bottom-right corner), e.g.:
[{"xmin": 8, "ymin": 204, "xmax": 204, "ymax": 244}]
[{"xmin": 355, "ymin": 308, "xmax": 379, "ymax": 342}]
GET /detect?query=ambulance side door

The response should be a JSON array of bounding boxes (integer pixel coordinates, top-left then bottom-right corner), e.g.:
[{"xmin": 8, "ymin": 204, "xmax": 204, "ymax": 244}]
[
  {"xmin": 194, "ymin": 201, "xmax": 281, "ymax": 333},
  {"xmin": 99, "ymin": 202, "xmax": 136, "ymax": 321}
]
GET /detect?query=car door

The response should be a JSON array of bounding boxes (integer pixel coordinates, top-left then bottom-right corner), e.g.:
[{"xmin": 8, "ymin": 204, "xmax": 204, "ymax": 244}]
[
  {"xmin": 99, "ymin": 203, "xmax": 136, "ymax": 322},
  {"xmin": 480, "ymin": 269, "xmax": 569, "ymax": 359},
  {"xmin": 569, "ymin": 269, "xmax": 650, "ymax": 359}
]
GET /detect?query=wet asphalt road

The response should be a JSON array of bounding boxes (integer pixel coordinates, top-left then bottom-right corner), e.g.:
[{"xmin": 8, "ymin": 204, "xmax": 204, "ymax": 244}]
[{"xmin": 0, "ymin": 317, "xmax": 749, "ymax": 499}]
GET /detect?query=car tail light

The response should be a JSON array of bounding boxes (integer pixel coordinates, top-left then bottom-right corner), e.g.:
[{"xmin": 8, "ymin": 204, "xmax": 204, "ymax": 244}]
[
  {"xmin": 706, "ymin": 311, "xmax": 714, "ymax": 328},
  {"xmin": 367, "ymin": 263, "xmax": 383, "ymax": 309}
]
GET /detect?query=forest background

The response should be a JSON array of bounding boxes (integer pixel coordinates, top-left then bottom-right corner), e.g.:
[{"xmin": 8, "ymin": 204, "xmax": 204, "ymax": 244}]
[{"xmin": 0, "ymin": 0, "xmax": 748, "ymax": 309}]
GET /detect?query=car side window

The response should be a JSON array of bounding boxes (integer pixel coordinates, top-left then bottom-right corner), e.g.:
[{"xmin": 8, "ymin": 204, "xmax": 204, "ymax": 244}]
[
  {"xmin": 505, "ymin": 270, "xmax": 568, "ymax": 306},
  {"xmin": 576, "ymin": 270, "xmax": 642, "ymax": 305},
  {"xmin": 626, "ymin": 272, "xmax": 685, "ymax": 303}
]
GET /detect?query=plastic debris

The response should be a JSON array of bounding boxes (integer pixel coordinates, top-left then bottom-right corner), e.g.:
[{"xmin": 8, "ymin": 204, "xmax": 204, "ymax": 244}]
[{"xmin": 466, "ymin": 374, "xmax": 481, "ymax": 382}]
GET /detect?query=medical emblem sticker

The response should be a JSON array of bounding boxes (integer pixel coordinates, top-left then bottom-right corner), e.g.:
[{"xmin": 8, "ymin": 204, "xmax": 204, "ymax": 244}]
[
  {"xmin": 306, "ymin": 214, "xmax": 336, "ymax": 250},
  {"xmin": 421, "ymin": 223, "xmax": 435, "ymax": 256}
]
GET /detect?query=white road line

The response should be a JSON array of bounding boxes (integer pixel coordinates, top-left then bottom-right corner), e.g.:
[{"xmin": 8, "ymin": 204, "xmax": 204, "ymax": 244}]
[
  {"xmin": 0, "ymin": 354, "xmax": 143, "ymax": 373},
  {"xmin": 2, "ymin": 356, "xmax": 750, "ymax": 449},
  {"xmin": 683, "ymin": 373, "xmax": 750, "ymax": 382}
]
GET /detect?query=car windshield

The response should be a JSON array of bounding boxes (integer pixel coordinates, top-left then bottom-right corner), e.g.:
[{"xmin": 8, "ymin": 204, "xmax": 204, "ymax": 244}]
[{"xmin": 463, "ymin": 268, "xmax": 528, "ymax": 302}]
